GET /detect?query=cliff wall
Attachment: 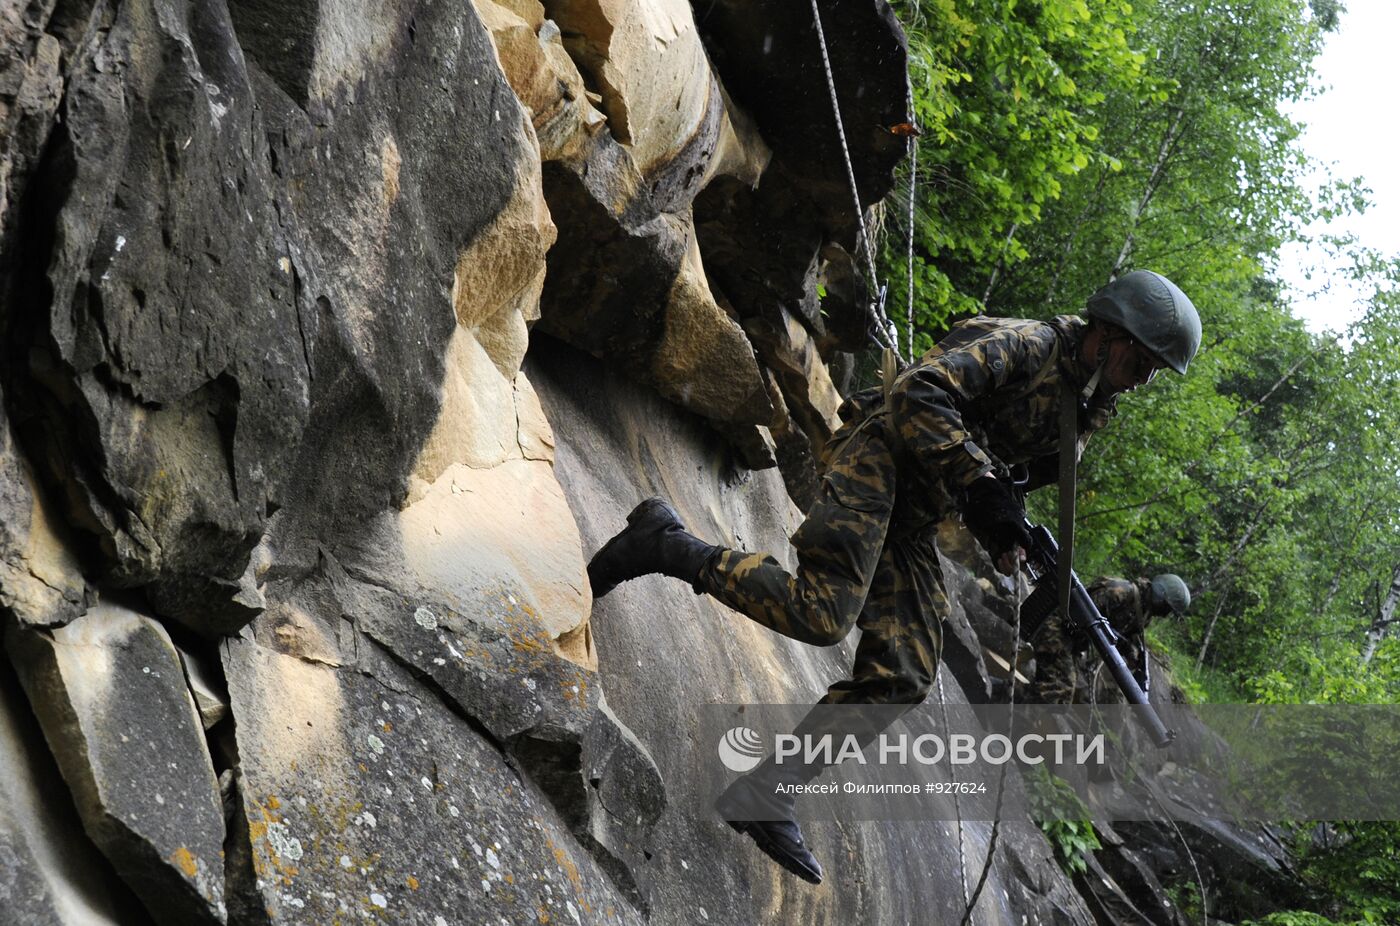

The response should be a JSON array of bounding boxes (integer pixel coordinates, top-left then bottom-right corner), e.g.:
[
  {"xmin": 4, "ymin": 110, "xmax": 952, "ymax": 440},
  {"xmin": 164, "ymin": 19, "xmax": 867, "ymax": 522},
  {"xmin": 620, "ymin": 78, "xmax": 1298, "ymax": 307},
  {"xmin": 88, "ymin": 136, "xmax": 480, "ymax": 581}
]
[{"xmin": 0, "ymin": 1, "xmax": 1210, "ymax": 923}]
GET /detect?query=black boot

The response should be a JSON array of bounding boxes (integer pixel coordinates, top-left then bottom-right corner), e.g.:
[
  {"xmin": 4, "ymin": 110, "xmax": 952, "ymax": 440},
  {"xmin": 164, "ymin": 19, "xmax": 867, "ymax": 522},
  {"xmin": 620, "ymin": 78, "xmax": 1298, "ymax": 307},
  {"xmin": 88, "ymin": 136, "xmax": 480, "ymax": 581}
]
[
  {"xmin": 587, "ymin": 498, "xmax": 720, "ymax": 599},
  {"xmin": 715, "ymin": 761, "xmax": 825, "ymax": 885}
]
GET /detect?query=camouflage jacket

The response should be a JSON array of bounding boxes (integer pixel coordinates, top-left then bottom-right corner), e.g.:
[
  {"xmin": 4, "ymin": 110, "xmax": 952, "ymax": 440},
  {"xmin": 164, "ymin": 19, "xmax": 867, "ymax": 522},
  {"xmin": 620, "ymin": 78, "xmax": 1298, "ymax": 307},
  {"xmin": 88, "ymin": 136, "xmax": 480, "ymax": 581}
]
[
  {"xmin": 1087, "ymin": 576, "xmax": 1154, "ymax": 638},
  {"xmin": 834, "ymin": 314, "xmax": 1117, "ymax": 526}
]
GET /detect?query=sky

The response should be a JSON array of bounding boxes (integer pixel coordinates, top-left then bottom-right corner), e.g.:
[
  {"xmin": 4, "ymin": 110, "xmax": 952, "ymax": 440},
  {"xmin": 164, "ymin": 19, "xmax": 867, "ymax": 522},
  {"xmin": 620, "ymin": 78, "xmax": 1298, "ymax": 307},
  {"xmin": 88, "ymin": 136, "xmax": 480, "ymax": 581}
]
[{"xmin": 1277, "ymin": 0, "xmax": 1400, "ymax": 334}]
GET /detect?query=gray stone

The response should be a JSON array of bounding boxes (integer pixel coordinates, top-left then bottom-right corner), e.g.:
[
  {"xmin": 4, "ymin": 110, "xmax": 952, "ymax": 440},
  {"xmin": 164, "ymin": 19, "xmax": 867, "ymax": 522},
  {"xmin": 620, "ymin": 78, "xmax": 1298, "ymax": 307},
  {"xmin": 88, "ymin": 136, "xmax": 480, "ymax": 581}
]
[
  {"xmin": 0, "ymin": 649, "xmax": 141, "ymax": 926},
  {"xmin": 694, "ymin": 0, "xmax": 909, "ymax": 230},
  {"xmin": 320, "ymin": 536, "xmax": 667, "ymax": 906},
  {"xmin": 0, "ymin": 0, "xmax": 68, "ymax": 269},
  {"xmin": 248, "ymin": 0, "xmax": 536, "ymax": 573},
  {"xmin": 220, "ymin": 633, "xmax": 646, "ymax": 925},
  {"xmin": 0, "ymin": 384, "xmax": 91, "ymax": 629},
  {"xmin": 12, "ymin": 0, "xmax": 306, "ymax": 631},
  {"xmin": 7, "ymin": 601, "xmax": 226, "ymax": 924},
  {"xmin": 175, "ymin": 643, "xmax": 230, "ymax": 731},
  {"xmin": 329, "ymin": 544, "xmax": 599, "ymax": 746},
  {"xmin": 1084, "ymin": 844, "xmax": 1189, "ymax": 926},
  {"xmin": 536, "ymin": 135, "xmax": 775, "ymax": 431},
  {"xmin": 6, "ymin": 0, "xmax": 542, "ymax": 638},
  {"xmin": 688, "ymin": 0, "xmax": 912, "ymax": 456},
  {"xmin": 585, "ymin": 696, "xmax": 665, "ymax": 829}
]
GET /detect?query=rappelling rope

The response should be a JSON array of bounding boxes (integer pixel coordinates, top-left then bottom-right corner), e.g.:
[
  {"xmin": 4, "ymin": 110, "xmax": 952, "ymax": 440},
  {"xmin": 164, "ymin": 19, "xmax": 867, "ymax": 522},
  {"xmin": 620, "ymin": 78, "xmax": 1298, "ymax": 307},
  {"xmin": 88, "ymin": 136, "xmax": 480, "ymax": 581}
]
[
  {"xmin": 809, "ymin": 0, "xmax": 900, "ymax": 356},
  {"xmin": 905, "ymin": 135, "xmax": 918, "ymax": 365},
  {"xmin": 957, "ymin": 569, "xmax": 1027, "ymax": 926},
  {"xmin": 936, "ymin": 670, "xmax": 972, "ymax": 921},
  {"xmin": 810, "ymin": 6, "xmax": 1011, "ymax": 917}
]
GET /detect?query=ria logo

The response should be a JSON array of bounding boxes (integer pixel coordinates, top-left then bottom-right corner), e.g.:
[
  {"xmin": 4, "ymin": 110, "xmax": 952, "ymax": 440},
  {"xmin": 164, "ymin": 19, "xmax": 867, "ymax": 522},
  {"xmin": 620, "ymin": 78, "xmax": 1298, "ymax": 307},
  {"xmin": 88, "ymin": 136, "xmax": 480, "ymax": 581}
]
[{"xmin": 717, "ymin": 726, "xmax": 765, "ymax": 772}]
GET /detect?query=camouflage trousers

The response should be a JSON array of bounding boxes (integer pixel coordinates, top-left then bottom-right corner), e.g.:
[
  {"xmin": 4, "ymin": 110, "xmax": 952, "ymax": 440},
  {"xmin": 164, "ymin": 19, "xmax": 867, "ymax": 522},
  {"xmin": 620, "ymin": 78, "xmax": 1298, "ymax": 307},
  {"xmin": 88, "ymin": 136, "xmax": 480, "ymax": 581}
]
[
  {"xmin": 1029, "ymin": 611, "xmax": 1085, "ymax": 704},
  {"xmin": 695, "ymin": 415, "xmax": 948, "ymax": 737}
]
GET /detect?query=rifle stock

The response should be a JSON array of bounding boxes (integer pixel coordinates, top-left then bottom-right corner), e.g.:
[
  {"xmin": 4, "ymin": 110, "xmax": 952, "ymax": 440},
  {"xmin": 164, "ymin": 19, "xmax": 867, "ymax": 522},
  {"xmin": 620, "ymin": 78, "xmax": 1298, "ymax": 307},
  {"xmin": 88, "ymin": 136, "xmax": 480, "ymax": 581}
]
[{"xmin": 1021, "ymin": 521, "xmax": 1176, "ymax": 747}]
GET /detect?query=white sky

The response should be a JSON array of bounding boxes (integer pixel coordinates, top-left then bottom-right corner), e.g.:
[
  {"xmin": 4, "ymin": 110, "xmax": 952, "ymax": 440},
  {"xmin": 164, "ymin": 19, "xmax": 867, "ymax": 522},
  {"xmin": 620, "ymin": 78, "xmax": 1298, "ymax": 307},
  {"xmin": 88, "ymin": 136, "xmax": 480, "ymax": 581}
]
[{"xmin": 1276, "ymin": 0, "xmax": 1400, "ymax": 334}]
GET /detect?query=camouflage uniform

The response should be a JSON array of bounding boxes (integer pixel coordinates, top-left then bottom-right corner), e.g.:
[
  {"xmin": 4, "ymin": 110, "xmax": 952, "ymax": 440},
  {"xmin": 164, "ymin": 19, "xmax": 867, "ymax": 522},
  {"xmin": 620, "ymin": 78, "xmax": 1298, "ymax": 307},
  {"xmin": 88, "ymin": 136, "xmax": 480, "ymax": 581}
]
[
  {"xmin": 1030, "ymin": 576, "xmax": 1154, "ymax": 704},
  {"xmin": 695, "ymin": 315, "xmax": 1116, "ymax": 737}
]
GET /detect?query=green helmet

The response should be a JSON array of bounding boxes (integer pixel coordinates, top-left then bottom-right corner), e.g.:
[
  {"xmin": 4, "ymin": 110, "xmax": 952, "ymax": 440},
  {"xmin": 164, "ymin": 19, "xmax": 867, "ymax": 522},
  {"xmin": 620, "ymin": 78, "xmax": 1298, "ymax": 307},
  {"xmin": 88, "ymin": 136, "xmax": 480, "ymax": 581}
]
[
  {"xmin": 1149, "ymin": 574, "xmax": 1191, "ymax": 616},
  {"xmin": 1086, "ymin": 270, "xmax": 1202, "ymax": 374}
]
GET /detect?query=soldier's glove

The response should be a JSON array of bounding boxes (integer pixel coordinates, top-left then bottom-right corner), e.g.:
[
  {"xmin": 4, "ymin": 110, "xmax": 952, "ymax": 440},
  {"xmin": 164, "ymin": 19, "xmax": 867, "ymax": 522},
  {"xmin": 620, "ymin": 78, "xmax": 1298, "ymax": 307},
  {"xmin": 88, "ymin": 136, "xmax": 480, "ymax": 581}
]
[{"xmin": 961, "ymin": 476, "xmax": 1032, "ymax": 573}]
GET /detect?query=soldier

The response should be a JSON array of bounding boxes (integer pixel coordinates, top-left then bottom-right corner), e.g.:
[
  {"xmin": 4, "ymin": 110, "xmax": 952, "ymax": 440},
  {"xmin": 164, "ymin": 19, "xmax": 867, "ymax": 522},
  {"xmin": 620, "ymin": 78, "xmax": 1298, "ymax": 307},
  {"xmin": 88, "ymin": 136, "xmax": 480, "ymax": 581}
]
[
  {"xmin": 588, "ymin": 270, "xmax": 1202, "ymax": 884},
  {"xmin": 1030, "ymin": 574, "xmax": 1192, "ymax": 705}
]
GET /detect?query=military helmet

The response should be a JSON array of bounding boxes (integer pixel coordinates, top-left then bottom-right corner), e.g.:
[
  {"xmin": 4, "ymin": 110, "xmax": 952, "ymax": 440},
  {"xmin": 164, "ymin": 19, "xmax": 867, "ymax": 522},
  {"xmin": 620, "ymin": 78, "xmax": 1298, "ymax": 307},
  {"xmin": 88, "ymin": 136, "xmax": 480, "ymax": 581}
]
[
  {"xmin": 1149, "ymin": 574, "xmax": 1191, "ymax": 616},
  {"xmin": 1086, "ymin": 270, "xmax": 1202, "ymax": 374}
]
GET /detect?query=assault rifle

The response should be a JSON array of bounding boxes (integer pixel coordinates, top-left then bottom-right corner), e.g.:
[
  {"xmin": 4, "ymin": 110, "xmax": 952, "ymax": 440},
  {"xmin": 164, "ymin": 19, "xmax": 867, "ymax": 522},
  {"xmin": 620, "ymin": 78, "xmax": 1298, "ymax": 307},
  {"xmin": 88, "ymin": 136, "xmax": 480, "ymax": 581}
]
[{"xmin": 1017, "ymin": 521, "xmax": 1176, "ymax": 747}]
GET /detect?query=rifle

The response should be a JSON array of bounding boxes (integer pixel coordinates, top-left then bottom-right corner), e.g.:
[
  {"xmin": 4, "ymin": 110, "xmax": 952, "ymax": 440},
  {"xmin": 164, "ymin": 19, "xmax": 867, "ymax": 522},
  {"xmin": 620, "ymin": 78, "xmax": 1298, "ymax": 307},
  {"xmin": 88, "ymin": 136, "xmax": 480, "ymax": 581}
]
[{"xmin": 1016, "ymin": 520, "xmax": 1176, "ymax": 747}]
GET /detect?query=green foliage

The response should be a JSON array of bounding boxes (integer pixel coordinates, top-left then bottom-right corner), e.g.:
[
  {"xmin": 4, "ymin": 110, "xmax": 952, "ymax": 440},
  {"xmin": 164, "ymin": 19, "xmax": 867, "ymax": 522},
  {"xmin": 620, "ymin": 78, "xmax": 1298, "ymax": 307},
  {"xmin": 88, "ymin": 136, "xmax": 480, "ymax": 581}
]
[
  {"xmin": 1294, "ymin": 823, "xmax": 1400, "ymax": 924},
  {"xmin": 1246, "ymin": 914, "xmax": 1355, "ymax": 926},
  {"xmin": 1244, "ymin": 823, "xmax": 1400, "ymax": 925},
  {"xmin": 1144, "ymin": 622, "xmax": 1246, "ymax": 703},
  {"xmin": 886, "ymin": 0, "xmax": 1400, "ymax": 705},
  {"xmin": 1026, "ymin": 767, "xmax": 1102, "ymax": 874},
  {"xmin": 1165, "ymin": 879, "xmax": 1207, "ymax": 923},
  {"xmin": 886, "ymin": 0, "xmax": 1160, "ymax": 344},
  {"xmin": 879, "ymin": 2, "xmax": 1400, "ymax": 918},
  {"xmin": 1038, "ymin": 818, "xmax": 1102, "ymax": 875}
]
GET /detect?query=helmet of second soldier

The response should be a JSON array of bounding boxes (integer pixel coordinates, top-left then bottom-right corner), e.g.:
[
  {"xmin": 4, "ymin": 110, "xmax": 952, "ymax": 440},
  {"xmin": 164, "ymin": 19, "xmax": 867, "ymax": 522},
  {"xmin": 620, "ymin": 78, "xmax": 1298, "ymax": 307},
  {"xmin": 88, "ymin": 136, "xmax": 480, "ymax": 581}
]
[
  {"xmin": 1149, "ymin": 574, "xmax": 1191, "ymax": 616},
  {"xmin": 1086, "ymin": 270, "xmax": 1202, "ymax": 374}
]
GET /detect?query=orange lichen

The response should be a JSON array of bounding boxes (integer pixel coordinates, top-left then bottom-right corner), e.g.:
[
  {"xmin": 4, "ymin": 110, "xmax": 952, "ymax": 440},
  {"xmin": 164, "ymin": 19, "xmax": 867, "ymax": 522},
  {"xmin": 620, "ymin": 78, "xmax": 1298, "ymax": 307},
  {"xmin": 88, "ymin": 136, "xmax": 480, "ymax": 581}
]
[
  {"xmin": 267, "ymin": 795, "xmax": 281, "ymax": 810},
  {"xmin": 246, "ymin": 821, "xmax": 270, "ymax": 877},
  {"xmin": 406, "ymin": 875, "xmax": 419, "ymax": 890},
  {"xmin": 171, "ymin": 846, "xmax": 198, "ymax": 878},
  {"xmin": 547, "ymin": 839, "xmax": 582, "ymax": 889}
]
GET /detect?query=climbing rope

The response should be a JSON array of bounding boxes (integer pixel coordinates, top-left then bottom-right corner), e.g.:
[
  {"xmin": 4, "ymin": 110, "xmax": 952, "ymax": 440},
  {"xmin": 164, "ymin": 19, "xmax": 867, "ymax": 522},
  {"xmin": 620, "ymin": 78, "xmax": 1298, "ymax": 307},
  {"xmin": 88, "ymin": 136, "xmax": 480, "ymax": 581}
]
[
  {"xmin": 808, "ymin": 0, "xmax": 900, "ymax": 356},
  {"xmin": 935, "ymin": 670, "xmax": 972, "ymax": 921},
  {"xmin": 957, "ymin": 570, "xmax": 1027, "ymax": 926},
  {"xmin": 808, "ymin": 7, "xmax": 1022, "ymax": 919},
  {"xmin": 905, "ymin": 135, "xmax": 918, "ymax": 365}
]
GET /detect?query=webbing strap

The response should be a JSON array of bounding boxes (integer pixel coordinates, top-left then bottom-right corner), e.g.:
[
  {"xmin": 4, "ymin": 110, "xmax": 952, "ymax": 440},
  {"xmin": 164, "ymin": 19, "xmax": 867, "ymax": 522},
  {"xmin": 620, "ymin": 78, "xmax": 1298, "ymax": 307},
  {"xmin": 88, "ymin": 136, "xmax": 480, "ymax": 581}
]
[
  {"xmin": 881, "ymin": 346, "xmax": 905, "ymax": 457},
  {"xmin": 1057, "ymin": 378, "xmax": 1078, "ymax": 621}
]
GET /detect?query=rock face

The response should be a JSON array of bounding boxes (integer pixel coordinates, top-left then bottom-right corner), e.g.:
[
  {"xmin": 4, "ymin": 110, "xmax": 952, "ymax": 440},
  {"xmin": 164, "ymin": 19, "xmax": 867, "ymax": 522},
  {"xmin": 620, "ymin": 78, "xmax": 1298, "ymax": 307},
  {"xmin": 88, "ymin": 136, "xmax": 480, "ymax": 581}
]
[
  {"xmin": 0, "ymin": 390, "xmax": 91, "ymax": 629},
  {"xmin": 0, "ymin": 0, "xmax": 1287, "ymax": 924},
  {"xmin": 0, "ymin": 657, "xmax": 144, "ymax": 925},
  {"xmin": 221, "ymin": 634, "xmax": 650, "ymax": 924},
  {"xmin": 8, "ymin": 602, "xmax": 227, "ymax": 924}
]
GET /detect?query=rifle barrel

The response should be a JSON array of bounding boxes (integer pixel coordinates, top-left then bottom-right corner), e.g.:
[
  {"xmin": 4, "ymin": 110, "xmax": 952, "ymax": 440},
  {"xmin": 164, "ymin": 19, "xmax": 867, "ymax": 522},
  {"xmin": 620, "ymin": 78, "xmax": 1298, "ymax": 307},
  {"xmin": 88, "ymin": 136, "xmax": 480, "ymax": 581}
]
[{"xmin": 1023, "ymin": 523, "xmax": 1176, "ymax": 747}]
